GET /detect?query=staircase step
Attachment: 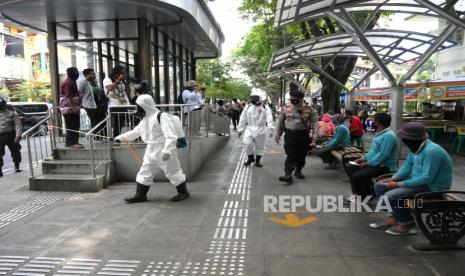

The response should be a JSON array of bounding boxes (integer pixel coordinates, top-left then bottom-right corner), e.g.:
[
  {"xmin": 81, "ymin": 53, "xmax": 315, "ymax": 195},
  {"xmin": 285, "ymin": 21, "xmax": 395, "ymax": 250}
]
[
  {"xmin": 29, "ymin": 174, "xmax": 105, "ymax": 193},
  {"xmin": 42, "ymin": 160, "xmax": 112, "ymax": 174},
  {"xmin": 54, "ymin": 148, "xmax": 110, "ymax": 160}
]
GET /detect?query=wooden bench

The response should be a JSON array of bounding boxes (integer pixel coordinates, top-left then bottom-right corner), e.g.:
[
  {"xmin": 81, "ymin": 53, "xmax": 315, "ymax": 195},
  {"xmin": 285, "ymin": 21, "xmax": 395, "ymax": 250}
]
[
  {"xmin": 331, "ymin": 146, "xmax": 364, "ymax": 174},
  {"xmin": 374, "ymin": 174, "xmax": 465, "ymax": 251},
  {"xmin": 330, "ymin": 146, "xmax": 364, "ymax": 162}
]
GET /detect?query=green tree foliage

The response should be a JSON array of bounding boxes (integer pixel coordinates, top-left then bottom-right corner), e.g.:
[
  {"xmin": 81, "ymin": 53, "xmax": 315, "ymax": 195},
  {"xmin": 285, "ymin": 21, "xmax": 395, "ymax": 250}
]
[
  {"xmin": 415, "ymin": 56, "xmax": 436, "ymax": 82},
  {"xmin": 233, "ymin": 0, "xmax": 383, "ymax": 113},
  {"xmin": 197, "ymin": 59, "xmax": 252, "ymax": 101},
  {"xmin": 8, "ymin": 80, "xmax": 51, "ymax": 102}
]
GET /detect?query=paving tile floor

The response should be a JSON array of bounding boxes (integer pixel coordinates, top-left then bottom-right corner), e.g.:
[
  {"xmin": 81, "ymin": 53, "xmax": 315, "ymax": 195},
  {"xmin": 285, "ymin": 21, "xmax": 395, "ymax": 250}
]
[{"xmin": 0, "ymin": 132, "xmax": 464, "ymax": 276}]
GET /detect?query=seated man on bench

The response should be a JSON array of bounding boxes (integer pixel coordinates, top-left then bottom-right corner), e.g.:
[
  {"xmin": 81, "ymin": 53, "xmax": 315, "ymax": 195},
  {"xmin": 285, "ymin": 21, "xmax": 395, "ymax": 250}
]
[
  {"xmin": 344, "ymin": 113, "xmax": 398, "ymax": 204},
  {"xmin": 370, "ymin": 122, "xmax": 453, "ymax": 236},
  {"xmin": 317, "ymin": 114, "xmax": 350, "ymax": 169}
]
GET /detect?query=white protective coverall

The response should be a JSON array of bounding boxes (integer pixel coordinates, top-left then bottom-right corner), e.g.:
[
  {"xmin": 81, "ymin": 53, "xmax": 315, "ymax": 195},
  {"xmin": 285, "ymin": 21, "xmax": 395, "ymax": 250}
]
[
  {"xmin": 237, "ymin": 103, "xmax": 274, "ymax": 156},
  {"xmin": 115, "ymin": 95, "xmax": 186, "ymax": 187}
]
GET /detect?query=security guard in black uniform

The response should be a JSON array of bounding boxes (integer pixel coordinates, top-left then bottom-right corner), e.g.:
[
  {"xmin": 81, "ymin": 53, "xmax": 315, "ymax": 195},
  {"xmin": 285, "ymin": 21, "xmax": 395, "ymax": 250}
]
[
  {"xmin": 0, "ymin": 98, "xmax": 22, "ymax": 177},
  {"xmin": 274, "ymin": 91, "xmax": 319, "ymax": 184}
]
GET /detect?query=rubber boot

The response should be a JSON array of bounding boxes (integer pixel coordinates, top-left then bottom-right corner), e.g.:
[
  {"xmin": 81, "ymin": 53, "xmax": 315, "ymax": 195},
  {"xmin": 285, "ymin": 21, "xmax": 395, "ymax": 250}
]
[
  {"xmin": 124, "ymin": 182, "xmax": 150, "ymax": 204},
  {"xmin": 255, "ymin": 155, "xmax": 263, "ymax": 167},
  {"xmin": 294, "ymin": 168, "xmax": 305, "ymax": 179},
  {"xmin": 15, "ymin": 163, "xmax": 21, "ymax": 173},
  {"xmin": 243, "ymin": 155, "xmax": 255, "ymax": 166},
  {"xmin": 279, "ymin": 172, "xmax": 294, "ymax": 184},
  {"xmin": 172, "ymin": 182, "xmax": 190, "ymax": 202}
]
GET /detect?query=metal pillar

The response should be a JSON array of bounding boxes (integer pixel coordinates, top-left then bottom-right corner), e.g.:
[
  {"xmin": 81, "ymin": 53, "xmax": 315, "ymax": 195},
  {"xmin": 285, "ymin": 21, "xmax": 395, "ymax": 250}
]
[
  {"xmin": 138, "ymin": 18, "xmax": 151, "ymax": 81},
  {"xmin": 163, "ymin": 33, "xmax": 170, "ymax": 104},
  {"xmin": 346, "ymin": 91, "xmax": 355, "ymax": 112},
  {"xmin": 390, "ymin": 86, "xmax": 404, "ymax": 131},
  {"xmin": 191, "ymin": 55, "xmax": 196, "ymax": 80},
  {"xmin": 46, "ymin": 22, "xmax": 60, "ymax": 107},
  {"xmin": 153, "ymin": 28, "xmax": 161, "ymax": 104}
]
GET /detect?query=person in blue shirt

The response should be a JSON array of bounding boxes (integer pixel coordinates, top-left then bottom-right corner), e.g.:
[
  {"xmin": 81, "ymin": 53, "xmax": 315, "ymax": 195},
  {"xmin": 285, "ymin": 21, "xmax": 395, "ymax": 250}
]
[
  {"xmin": 370, "ymin": 122, "xmax": 453, "ymax": 236},
  {"xmin": 317, "ymin": 114, "xmax": 350, "ymax": 169},
  {"xmin": 344, "ymin": 113, "xmax": 398, "ymax": 203}
]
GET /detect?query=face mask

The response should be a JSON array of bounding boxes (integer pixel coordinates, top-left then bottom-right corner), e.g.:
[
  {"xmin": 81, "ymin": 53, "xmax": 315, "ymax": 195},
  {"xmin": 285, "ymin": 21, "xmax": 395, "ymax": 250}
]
[
  {"xmin": 402, "ymin": 139, "xmax": 423, "ymax": 153},
  {"xmin": 250, "ymin": 96, "xmax": 260, "ymax": 105},
  {"xmin": 290, "ymin": 99, "xmax": 300, "ymax": 105},
  {"xmin": 135, "ymin": 104, "xmax": 146, "ymax": 119}
]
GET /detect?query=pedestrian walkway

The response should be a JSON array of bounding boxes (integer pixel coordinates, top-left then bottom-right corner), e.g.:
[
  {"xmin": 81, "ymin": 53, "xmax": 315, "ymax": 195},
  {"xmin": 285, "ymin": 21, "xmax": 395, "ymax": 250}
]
[{"xmin": 0, "ymin": 135, "xmax": 464, "ymax": 275}]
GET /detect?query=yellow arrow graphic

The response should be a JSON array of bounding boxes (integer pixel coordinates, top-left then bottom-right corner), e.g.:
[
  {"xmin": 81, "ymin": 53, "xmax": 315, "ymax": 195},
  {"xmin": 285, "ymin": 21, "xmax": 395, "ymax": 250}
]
[{"xmin": 269, "ymin": 213, "xmax": 318, "ymax": 228}]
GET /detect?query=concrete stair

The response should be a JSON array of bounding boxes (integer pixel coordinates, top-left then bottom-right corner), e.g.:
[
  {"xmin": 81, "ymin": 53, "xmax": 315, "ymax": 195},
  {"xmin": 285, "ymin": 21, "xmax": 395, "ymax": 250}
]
[
  {"xmin": 30, "ymin": 174, "xmax": 106, "ymax": 193},
  {"xmin": 29, "ymin": 148, "xmax": 114, "ymax": 193}
]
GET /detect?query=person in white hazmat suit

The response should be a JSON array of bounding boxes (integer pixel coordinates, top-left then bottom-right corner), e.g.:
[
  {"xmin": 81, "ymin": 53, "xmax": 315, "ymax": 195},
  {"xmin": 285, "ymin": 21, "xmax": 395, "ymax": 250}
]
[
  {"xmin": 114, "ymin": 94, "xmax": 190, "ymax": 203},
  {"xmin": 238, "ymin": 92, "xmax": 274, "ymax": 167}
]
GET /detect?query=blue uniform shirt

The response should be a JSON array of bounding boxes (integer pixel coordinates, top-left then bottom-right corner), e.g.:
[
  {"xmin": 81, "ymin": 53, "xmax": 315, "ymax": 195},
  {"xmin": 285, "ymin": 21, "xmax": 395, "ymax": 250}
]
[
  {"xmin": 394, "ymin": 140, "xmax": 453, "ymax": 191},
  {"xmin": 326, "ymin": 125, "xmax": 350, "ymax": 149},
  {"xmin": 363, "ymin": 128, "xmax": 398, "ymax": 172}
]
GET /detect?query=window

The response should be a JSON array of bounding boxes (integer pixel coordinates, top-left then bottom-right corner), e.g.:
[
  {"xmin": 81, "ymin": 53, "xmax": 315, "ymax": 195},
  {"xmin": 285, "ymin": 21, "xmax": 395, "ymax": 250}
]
[
  {"xmin": 443, "ymin": 71, "xmax": 450, "ymax": 77},
  {"xmin": 31, "ymin": 53, "xmax": 50, "ymax": 78},
  {"xmin": 375, "ymin": 74, "xmax": 380, "ymax": 80},
  {"xmin": 31, "ymin": 53, "xmax": 41, "ymax": 78}
]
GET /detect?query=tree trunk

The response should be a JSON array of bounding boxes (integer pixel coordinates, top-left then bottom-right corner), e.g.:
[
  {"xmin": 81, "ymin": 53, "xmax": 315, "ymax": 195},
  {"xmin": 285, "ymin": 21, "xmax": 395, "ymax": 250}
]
[{"xmin": 320, "ymin": 77, "xmax": 338, "ymax": 114}]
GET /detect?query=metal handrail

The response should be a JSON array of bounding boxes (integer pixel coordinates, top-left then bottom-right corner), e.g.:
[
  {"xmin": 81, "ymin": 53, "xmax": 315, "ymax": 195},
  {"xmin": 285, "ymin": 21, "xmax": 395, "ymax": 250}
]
[
  {"xmin": 21, "ymin": 116, "xmax": 51, "ymax": 138},
  {"xmin": 23, "ymin": 115, "xmax": 54, "ymax": 178},
  {"xmin": 86, "ymin": 116, "xmax": 112, "ymax": 179},
  {"xmin": 86, "ymin": 115, "xmax": 111, "ymax": 136}
]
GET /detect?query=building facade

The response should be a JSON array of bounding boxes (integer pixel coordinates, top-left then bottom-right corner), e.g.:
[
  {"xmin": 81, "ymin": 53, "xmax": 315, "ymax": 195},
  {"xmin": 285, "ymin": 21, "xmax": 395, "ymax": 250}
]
[{"xmin": 0, "ymin": 0, "xmax": 224, "ymax": 105}]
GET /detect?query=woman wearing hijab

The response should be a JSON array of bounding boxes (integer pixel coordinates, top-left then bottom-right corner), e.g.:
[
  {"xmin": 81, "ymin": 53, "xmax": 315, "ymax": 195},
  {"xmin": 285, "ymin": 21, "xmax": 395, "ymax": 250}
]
[
  {"xmin": 317, "ymin": 114, "xmax": 350, "ymax": 169},
  {"xmin": 318, "ymin": 113, "xmax": 335, "ymax": 138}
]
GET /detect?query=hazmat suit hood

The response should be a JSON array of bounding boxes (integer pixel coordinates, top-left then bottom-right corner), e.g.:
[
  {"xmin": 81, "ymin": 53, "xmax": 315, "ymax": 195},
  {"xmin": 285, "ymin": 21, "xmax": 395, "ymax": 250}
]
[{"xmin": 136, "ymin": 94, "xmax": 159, "ymax": 116}]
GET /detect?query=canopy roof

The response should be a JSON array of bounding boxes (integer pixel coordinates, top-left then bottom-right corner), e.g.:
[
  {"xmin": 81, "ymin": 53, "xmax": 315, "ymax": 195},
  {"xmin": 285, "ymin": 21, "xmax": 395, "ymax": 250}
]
[
  {"xmin": 269, "ymin": 29, "xmax": 457, "ymax": 72},
  {"xmin": 0, "ymin": 0, "xmax": 224, "ymax": 58},
  {"xmin": 275, "ymin": 0, "xmax": 465, "ymax": 27}
]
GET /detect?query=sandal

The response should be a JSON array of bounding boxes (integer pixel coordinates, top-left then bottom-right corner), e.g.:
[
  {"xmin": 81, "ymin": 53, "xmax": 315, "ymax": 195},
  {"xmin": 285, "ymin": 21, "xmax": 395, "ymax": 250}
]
[
  {"xmin": 369, "ymin": 222, "xmax": 392, "ymax": 230},
  {"xmin": 385, "ymin": 227, "xmax": 418, "ymax": 236}
]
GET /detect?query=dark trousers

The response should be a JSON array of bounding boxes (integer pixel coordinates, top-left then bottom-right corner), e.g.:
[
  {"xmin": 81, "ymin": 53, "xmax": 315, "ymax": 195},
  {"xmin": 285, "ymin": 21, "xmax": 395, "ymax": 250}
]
[
  {"xmin": 0, "ymin": 133, "xmax": 21, "ymax": 168},
  {"xmin": 110, "ymin": 107, "xmax": 129, "ymax": 138},
  {"xmin": 284, "ymin": 130, "xmax": 310, "ymax": 174},
  {"xmin": 232, "ymin": 111, "xmax": 240, "ymax": 130},
  {"xmin": 85, "ymin": 108, "xmax": 107, "ymax": 137},
  {"xmin": 64, "ymin": 113, "xmax": 80, "ymax": 146},
  {"xmin": 346, "ymin": 164, "xmax": 390, "ymax": 199},
  {"xmin": 112, "ymin": 114, "xmax": 124, "ymax": 138},
  {"xmin": 317, "ymin": 146, "xmax": 342, "ymax": 163}
]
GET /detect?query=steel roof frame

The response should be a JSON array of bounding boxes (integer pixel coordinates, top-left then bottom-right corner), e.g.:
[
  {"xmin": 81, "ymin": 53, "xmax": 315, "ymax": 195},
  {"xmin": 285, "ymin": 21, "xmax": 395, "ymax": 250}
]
[
  {"xmin": 275, "ymin": 0, "xmax": 465, "ymax": 27},
  {"xmin": 271, "ymin": 0, "xmax": 465, "ymax": 94},
  {"xmin": 270, "ymin": 29, "xmax": 455, "ymax": 70}
]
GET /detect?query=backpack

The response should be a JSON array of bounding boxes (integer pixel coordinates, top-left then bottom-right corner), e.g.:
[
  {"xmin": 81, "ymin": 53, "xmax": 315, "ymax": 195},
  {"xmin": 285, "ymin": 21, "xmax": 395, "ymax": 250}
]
[{"xmin": 157, "ymin": 112, "xmax": 188, "ymax": 148}]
